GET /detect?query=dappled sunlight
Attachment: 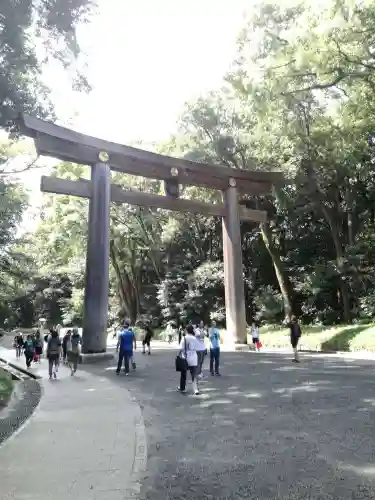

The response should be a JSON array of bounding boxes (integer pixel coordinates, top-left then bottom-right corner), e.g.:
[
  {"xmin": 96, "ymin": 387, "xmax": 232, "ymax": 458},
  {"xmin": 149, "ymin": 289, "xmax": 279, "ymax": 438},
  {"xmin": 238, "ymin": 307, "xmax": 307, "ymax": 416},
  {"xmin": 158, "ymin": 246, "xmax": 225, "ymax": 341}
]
[
  {"xmin": 243, "ymin": 392, "xmax": 263, "ymax": 399},
  {"xmin": 195, "ymin": 398, "xmax": 233, "ymax": 409},
  {"xmin": 239, "ymin": 407, "xmax": 256, "ymax": 414},
  {"xmin": 339, "ymin": 463, "xmax": 375, "ymax": 477},
  {"xmin": 363, "ymin": 398, "xmax": 375, "ymax": 406},
  {"xmin": 225, "ymin": 390, "xmax": 242, "ymax": 396}
]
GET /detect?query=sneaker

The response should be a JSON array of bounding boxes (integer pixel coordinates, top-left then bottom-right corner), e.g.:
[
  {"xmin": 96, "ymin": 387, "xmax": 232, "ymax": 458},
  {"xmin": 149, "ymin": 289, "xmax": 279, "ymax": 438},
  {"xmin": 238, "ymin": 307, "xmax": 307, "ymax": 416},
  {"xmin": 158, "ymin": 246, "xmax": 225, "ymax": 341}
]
[
  {"xmin": 211, "ymin": 372, "xmax": 215, "ymax": 376},
  {"xmin": 125, "ymin": 372, "xmax": 129, "ymax": 376},
  {"xmin": 215, "ymin": 372, "xmax": 221, "ymax": 376},
  {"xmin": 116, "ymin": 371, "xmax": 120, "ymax": 376},
  {"xmin": 49, "ymin": 375, "xmax": 52, "ymax": 379},
  {"xmin": 132, "ymin": 362, "xmax": 136, "ymax": 370},
  {"xmin": 53, "ymin": 372, "xmax": 57, "ymax": 379},
  {"xmin": 194, "ymin": 390, "xmax": 200, "ymax": 395},
  {"xmin": 142, "ymin": 351, "xmax": 145, "ymax": 355},
  {"xmin": 177, "ymin": 387, "xmax": 186, "ymax": 393},
  {"xmin": 148, "ymin": 352, "xmax": 151, "ymax": 355},
  {"xmin": 292, "ymin": 359, "xmax": 300, "ymax": 363}
]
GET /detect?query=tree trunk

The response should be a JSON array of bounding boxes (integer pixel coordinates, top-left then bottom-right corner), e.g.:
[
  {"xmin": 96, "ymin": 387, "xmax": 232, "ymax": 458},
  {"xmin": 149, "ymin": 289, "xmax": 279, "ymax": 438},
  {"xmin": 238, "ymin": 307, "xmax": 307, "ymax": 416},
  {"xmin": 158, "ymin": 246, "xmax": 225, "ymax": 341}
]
[
  {"xmin": 260, "ymin": 222, "xmax": 294, "ymax": 318},
  {"xmin": 321, "ymin": 207, "xmax": 351, "ymax": 322},
  {"xmin": 109, "ymin": 240, "xmax": 139, "ymax": 324}
]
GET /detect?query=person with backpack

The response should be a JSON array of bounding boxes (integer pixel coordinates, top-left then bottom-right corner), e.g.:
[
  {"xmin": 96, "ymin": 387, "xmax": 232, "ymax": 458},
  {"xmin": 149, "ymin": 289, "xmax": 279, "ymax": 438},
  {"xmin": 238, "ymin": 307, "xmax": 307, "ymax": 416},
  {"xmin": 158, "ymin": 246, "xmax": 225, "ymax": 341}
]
[
  {"xmin": 116, "ymin": 320, "xmax": 137, "ymax": 376},
  {"xmin": 23, "ymin": 334, "xmax": 35, "ymax": 368},
  {"xmin": 47, "ymin": 329, "xmax": 61, "ymax": 379},
  {"xmin": 67, "ymin": 327, "xmax": 81, "ymax": 375}
]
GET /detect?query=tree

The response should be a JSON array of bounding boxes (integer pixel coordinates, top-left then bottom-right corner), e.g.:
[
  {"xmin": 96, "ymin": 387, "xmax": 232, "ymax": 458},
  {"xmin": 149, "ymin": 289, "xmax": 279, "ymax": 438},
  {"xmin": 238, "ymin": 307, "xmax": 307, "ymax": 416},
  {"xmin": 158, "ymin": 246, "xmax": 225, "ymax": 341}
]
[{"xmin": 0, "ymin": 0, "xmax": 96, "ymax": 129}]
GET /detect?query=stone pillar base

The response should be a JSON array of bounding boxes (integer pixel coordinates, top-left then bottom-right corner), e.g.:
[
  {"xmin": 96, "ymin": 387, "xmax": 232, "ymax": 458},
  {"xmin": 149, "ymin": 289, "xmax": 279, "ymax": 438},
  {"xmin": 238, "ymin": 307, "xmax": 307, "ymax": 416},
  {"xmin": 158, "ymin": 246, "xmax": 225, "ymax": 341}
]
[{"xmin": 80, "ymin": 352, "xmax": 114, "ymax": 364}]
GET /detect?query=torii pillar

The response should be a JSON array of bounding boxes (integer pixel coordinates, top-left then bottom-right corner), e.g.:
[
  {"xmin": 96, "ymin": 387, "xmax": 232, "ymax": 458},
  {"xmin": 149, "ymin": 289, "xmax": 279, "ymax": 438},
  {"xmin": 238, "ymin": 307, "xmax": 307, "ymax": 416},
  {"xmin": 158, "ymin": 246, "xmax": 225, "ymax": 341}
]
[
  {"xmin": 222, "ymin": 180, "xmax": 247, "ymax": 344},
  {"xmin": 82, "ymin": 162, "xmax": 111, "ymax": 353}
]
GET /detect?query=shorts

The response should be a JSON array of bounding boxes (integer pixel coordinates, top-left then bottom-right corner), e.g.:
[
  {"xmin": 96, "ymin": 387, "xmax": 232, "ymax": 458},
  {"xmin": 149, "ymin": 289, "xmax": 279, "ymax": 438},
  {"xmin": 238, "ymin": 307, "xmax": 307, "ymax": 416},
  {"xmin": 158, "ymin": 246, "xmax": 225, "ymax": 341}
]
[
  {"xmin": 142, "ymin": 338, "xmax": 150, "ymax": 347},
  {"xmin": 291, "ymin": 336, "xmax": 299, "ymax": 349},
  {"xmin": 252, "ymin": 338, "xmax": 259, "ymax": 344}
]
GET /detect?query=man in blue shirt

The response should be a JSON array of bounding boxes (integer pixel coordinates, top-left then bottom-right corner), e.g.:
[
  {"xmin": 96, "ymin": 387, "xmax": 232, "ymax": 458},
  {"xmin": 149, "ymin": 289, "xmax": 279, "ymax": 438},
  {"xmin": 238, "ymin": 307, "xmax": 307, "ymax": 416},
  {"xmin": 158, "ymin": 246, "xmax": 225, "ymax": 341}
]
[
  {"xmin": 116, "ymin": 321, "xmax": 137, "ymax": 375},
  {"xmin": 209, "ymin": 320, "xmax": 221, "ymax": 376}
]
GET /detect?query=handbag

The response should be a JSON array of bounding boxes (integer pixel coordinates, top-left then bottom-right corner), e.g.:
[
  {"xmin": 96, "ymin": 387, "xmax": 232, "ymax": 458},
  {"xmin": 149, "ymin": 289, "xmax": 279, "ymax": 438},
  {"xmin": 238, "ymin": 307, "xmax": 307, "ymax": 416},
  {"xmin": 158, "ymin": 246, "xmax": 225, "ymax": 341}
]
[{"xmin": 175, "ymin": 338, "xmax": 188, "ymax": 372}]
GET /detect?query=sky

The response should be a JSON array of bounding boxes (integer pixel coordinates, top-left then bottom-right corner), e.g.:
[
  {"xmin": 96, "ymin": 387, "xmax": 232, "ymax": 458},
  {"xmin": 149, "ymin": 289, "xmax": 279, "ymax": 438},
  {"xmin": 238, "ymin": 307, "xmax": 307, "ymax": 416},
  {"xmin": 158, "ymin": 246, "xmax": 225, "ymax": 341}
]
[
  {"xmin": 19, "ymin": 0, "xmax": 253, "ymax": 230},
  {"xmin": 45, "ymin": 0, "xmax": 251, "ymax": 144}
]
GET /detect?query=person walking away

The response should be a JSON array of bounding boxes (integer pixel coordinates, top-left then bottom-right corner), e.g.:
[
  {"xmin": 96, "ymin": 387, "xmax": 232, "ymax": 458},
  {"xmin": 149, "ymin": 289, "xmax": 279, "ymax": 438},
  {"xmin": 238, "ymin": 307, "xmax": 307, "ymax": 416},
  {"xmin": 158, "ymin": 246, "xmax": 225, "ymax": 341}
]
[
  {"xmin": 209, "ymin": 321, "xmax": 221, "ymax": 376},
  {"xmin": 142, "ymin": 324, "xmax": 153, "ymax": 355},
  {"xmin": 67, "ymin": 327, "xmax": 81, "ymax": 375},
  {"xmin": 286, "ymin": 315, "xmax": 302, "ymax": 363},
  {"xmin": 33, "ymin": 331, "xmax": 43, "ymax": 363},
  {"xmin": 47, "ymin": 330, "xmax": 61, "ymax": 379},
  {"xmin": 62, "ymin": 330, "xmax": 72, "ymax": 364},
  {"xmin": 23, "ymin": 334, "xmax": 34, "ymax": 368},
  {"xmin": 116, "ymin": 321, "xmax": 136, "ymax": 375},
  {"xmin": 251, "ymin": 322, "xmax": 261, "ymax": 352},
  {"xmin": 14, "ymin": 332, "xmax": 24, "ymax": 359},
  {"xmin": 177, "ymin": 325, "xmax": 200, "ymax": 395},
  {"xmin": 195, "ymin": 321, "xmax": 207, "ymax": 379}
]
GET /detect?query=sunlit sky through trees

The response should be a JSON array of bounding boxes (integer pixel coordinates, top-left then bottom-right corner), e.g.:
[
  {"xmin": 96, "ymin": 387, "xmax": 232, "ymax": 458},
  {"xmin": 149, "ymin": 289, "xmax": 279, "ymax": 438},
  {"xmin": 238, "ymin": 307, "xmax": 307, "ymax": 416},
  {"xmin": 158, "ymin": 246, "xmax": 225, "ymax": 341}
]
[{"xmin": 19, "ymin": 0, "xmax": 252, "ymax": 230}]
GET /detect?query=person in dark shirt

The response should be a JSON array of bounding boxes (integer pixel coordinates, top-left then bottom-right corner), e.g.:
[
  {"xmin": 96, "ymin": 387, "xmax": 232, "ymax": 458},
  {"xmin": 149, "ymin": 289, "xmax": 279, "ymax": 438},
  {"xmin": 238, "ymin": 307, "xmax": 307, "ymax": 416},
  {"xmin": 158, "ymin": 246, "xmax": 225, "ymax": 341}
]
[
  {"xmin": 286, "ymin": 315, "xmax": 302, "ymax": 363},
  {"xmin": 142, "ymin": 325, "xmax": 153, "ymax": 355}
]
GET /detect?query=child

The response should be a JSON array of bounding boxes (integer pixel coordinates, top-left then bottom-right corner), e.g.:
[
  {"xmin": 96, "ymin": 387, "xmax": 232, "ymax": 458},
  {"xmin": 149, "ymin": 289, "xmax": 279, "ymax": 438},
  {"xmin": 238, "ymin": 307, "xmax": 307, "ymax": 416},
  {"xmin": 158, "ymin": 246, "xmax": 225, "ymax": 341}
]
[{"xmin": 251, "ymin": 322, "xmax": 261, "ymax": 352}]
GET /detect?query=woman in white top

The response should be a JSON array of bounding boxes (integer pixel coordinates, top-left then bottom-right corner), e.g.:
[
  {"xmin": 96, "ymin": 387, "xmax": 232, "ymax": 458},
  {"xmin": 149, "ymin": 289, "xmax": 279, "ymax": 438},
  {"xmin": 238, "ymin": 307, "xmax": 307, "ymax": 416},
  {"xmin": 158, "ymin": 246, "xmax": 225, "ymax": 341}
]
[
  {"xmin": 194, "ymin": 320, "xmax": 207, "ymax": 378},
  {"xmin": 251, "ymin": 322, "xmax": 260, "ymax": 352},
  {"xmin": 177, "ymin": 325, "xmax": 201, "ymax": 395}
]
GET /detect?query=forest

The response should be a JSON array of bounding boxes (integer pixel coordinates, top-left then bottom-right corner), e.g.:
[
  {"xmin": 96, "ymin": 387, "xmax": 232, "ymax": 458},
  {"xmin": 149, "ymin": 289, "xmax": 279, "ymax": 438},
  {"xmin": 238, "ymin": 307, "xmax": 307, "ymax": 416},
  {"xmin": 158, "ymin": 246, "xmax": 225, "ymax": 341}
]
[{"xmin": 2, "ymin": 0, "xmax": 375, "ymax": 342}]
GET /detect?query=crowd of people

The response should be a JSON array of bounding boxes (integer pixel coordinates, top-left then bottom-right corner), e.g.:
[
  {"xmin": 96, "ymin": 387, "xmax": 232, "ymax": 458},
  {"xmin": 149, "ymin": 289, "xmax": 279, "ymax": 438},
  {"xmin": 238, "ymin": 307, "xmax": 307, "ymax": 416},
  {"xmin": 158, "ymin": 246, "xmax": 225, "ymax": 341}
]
[
  {"xmin": 13, "ymin": 327, "xmax": 82, "ymax": 379},
  {"xmin": 12, "ymin": 315, "xmax": 302, "ymax": 390}
]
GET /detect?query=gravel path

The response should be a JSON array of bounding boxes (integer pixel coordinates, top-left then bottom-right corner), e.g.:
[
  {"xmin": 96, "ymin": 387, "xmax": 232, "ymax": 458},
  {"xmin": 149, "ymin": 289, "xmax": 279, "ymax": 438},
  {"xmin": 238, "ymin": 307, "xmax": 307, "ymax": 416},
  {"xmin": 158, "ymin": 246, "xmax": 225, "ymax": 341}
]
[{"xmin": 86, "ymin": 348, "xmax": 375, "ymax": 499}]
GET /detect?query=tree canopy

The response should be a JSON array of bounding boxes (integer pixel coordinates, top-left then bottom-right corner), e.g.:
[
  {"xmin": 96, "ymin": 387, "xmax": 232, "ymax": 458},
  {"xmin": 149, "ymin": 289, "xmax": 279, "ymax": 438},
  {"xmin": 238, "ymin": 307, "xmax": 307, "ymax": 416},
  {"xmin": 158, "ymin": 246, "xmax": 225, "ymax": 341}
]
[
  {"xmin": 0, "ymin": 0, "xmax": 96, "ymax": 129},
  {"xmin": 3, "ymin": 0, "xmax": 375, "ymax": 330}
]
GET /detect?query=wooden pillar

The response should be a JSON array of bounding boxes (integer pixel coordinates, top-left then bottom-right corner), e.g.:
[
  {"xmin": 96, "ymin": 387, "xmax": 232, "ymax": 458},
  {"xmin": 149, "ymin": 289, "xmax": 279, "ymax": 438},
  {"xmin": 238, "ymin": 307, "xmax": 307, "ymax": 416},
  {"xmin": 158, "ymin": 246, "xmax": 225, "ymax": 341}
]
[
  {"xmin": 82, "ymin": 162, "xmax": 111, "ymax": 353},
  {"xmin": 222, "ymin": 181, "xmax": 247, "ymax": 343}
]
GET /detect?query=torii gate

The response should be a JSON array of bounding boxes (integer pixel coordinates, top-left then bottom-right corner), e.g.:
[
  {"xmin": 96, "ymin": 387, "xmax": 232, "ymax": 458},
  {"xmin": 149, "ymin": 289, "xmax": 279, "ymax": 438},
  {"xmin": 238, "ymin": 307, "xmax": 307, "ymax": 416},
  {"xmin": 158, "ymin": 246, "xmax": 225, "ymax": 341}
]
[{"xmin": 21, "ymin": 114, "xmax": 283, "ymax": 354}]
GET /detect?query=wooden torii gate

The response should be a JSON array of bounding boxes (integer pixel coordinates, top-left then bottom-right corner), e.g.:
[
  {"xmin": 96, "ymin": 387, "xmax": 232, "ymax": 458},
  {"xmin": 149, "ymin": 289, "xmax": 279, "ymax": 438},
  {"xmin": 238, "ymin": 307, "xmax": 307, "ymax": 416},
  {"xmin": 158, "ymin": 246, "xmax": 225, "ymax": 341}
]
[{"xmin": 21, "ymin": 115, "xmax": 283, "ymax": 354}]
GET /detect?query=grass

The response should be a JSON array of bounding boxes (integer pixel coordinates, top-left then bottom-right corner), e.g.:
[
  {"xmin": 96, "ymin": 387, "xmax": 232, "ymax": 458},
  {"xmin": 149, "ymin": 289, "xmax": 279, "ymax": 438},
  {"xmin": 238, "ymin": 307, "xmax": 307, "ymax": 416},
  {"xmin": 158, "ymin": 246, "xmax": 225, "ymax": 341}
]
[
  {"xmin": 0, "ymin": 367, "xmax": 13, "ymax": 408},
  {"xmin": 254, "ymin": 322, "xmax": 375, "ymax": 352}
]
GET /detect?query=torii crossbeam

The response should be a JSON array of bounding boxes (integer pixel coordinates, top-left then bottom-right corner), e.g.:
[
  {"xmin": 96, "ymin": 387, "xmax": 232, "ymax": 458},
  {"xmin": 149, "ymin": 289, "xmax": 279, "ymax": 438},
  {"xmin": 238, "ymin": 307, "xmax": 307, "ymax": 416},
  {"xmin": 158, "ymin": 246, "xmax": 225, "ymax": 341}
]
[{"xmin": 21, "ymin": 114, "xmax": 283, "ymax": 354}]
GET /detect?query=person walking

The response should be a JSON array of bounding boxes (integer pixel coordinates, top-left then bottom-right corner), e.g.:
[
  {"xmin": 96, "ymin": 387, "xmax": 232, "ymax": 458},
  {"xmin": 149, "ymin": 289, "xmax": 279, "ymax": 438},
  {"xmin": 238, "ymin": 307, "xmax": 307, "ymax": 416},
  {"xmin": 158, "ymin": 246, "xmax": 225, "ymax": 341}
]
[
  {"xmin": 142, "ymin": 324, "xmax": 153, "ymax": 355},
  {"xmin": 62, "ymin": 329, "xmax": 72, "ymax": 364},
  {"xmin": 116, "ymin": 321, "xmax": 137, "ymax": 376},
  {"xmin": 209, "ymin": 320, "xmax": 221, "ymax": 376},
  {"xmin": 46, "ymin": 330, "xmax": 61, "ymax": 379},
  {"xmin": 177, "ymin": 325, "xmax": 200, "ymax": 395},
  {"xmin": 23, "ymin": 334, "xmax": 35, "ymax": 368},
  {"xmin": 195, "ymin": 320, "xmax": 207, "ymax": 379},
  {"xmin": 286, "ymin": 315, "xmax": 302, "ymax": 363},
  {"xmin": 14, "ymin": 332, "xmax": 24, "ymax": 359},
  {"xmin": 67, "ymin": 327, "xmax": 81, "ymax": 376},
  {"xmin": 251, "ymin": 322, "xmax": 261, "ymax": 352},
  {"xmin": 33, "ymin": 330, "xmax": 43, "ymax": 363}
]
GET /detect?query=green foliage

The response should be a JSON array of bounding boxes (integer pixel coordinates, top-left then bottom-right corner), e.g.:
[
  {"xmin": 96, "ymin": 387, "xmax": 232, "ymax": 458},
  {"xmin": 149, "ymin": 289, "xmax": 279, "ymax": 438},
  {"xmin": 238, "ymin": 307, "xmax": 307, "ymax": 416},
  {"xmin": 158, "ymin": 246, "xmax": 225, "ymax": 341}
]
[
  {"xmin": 0, "ymin": 0, "xmax": 96, "ymax": 129},
  {"xmin": 7, "ymin": 0, "xmax": 375, "ymax": 336}
]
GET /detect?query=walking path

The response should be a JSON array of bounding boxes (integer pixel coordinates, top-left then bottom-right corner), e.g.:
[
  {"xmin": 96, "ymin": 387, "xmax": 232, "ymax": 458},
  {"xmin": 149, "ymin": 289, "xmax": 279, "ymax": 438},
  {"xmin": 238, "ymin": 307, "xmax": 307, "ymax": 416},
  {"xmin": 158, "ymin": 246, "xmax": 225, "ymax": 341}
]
[
  {"xmin": 0, "ymin": 347, "xmax": 146, "ymax": 500},
  {"xmin": 85, "ymin": 348, "xmax": 375, "ymax": 500}
]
